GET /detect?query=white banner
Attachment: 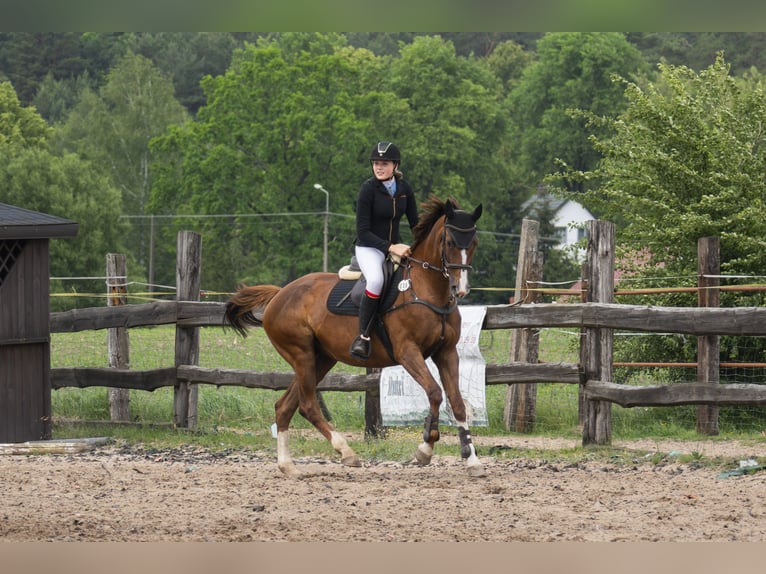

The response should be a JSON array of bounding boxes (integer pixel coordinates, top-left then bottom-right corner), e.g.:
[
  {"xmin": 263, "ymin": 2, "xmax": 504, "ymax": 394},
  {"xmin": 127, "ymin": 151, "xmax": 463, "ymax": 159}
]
[{"xmin": 380, "ymin": 305, "xmax": 488, "ymax": 427}]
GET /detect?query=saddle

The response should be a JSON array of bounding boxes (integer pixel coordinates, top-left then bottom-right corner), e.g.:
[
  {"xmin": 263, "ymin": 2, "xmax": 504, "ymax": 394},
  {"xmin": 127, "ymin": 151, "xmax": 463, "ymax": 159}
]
[
  {"xmin": 326, "ymin": 255, "xmax": 403, "ymax": 316},
  {"xmin": 326, "ymin": 256, "xmax": 405, "ymax": 361}
]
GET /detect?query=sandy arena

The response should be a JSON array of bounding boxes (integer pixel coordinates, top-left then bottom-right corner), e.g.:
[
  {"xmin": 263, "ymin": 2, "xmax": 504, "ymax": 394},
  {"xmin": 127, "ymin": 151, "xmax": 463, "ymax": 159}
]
[{"xmin": 1, "ymin": 434, "xmax": 764, "ymax": 542}]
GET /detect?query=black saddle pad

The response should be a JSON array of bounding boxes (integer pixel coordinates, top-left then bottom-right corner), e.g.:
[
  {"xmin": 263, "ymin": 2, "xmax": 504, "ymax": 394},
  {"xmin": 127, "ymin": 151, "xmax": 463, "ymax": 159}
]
[
  {"xmin": 326, "ymin": 266, "xmax": 404, "ymax": 317},
  {"xmin": 326, "ymin": 279, "xmax": 363, "ymax": 316}
]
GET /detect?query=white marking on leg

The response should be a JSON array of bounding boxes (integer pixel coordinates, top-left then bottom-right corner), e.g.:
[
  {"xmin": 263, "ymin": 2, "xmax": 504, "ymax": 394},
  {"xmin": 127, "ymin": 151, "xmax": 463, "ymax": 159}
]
[
  {"xmin": 413, "ymin": 441, "xmax": 434, "ymax": 465},
  {"xmin": 330, "ymin": 430, "xmax": 351, "ymax": 458},
  {"xmin": 277, "ymin": 431, "xmax": 292, "ymax": 467},
  {"xmin": 465, "ymin": 444, "xmax": 480, "ymax": 466},
  {"xmin": 331, "ymin": 430, "xmax": 361, "ymax": 467},
  {"xmin": 458, "ymin": 421, "xmax": 478, "ymax": 463},
  {"xmin": 458, "ymin": 421, "xmax": 485, "ymax": 476}
]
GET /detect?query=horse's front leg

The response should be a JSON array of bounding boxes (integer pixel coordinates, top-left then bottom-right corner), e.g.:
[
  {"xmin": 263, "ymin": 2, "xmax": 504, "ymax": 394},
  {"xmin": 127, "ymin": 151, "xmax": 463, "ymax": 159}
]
[
  {"xmin": 433, "ymin": 346, "xmax": 486, "ymax": 478},
  {"xmin": 414, "ymin": 408, "xmax": 441, "ymax": 466},
  {"xmin": 397, "ymin": 349, "xmax": 444, "ymax": 466}
]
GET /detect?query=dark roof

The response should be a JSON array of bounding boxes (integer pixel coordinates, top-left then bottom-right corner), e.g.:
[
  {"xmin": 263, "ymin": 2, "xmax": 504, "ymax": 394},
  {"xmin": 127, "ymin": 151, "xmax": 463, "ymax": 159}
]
[
  {"xmin": 0, "ymin": 202, "xmax": 79, "ymax": 240},
  {"xmin": 521, "ymin": 193, "xmax": 567, "ymax": 217}
]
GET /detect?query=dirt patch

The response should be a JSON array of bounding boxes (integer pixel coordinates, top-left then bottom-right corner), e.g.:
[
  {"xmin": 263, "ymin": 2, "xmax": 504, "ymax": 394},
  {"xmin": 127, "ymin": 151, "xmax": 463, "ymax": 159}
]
[{"xmin": 1, "ymin": 436, "xmax": 764, "ymax": 542}]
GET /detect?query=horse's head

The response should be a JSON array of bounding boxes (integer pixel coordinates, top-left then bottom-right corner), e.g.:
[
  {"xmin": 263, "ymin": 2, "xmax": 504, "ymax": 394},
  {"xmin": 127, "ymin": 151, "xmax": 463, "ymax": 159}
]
[{"xmin": 442, "ymin": 199, "xmax": 482, "ymax": 298}]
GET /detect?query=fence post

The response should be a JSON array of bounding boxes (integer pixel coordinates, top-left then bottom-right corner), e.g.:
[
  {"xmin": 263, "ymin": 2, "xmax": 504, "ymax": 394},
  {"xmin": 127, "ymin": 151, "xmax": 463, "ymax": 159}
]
[
  {"xmin": 581, "ymin": 220, "xmax": 614, "ymax": 445},
  {"xmin": 504, "ymin": 218, "xmax": 542, "ymax": 432},
  {"xmin": 174, "ymin": 231, "xmax": 201, "ymax": 429},
  {"xmin": 697, "ymin": 236, "xmax": 720, "ymax": 435},
  {"xmin": 106, "ymin": 253, "xmax": 131, "ymax": 421},
  {"xmin": 578, "ymin": 259, "xmax": 589, "ymax": 425},
  {"xmin": 364, "ymin": 368, "xmax": 384, "ymax": 438}
]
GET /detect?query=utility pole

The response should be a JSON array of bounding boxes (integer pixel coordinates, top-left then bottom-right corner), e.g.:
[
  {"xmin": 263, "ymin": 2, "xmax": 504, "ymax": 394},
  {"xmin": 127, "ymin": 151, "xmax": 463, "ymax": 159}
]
[{"xmin": 314, "ymin": 183, "xmax": 330, "ymax": 272}]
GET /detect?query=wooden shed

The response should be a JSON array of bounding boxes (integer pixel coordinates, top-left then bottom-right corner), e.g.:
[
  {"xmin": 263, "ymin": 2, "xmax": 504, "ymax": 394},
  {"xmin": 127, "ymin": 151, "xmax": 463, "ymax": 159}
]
[{"xmin": 0, "ymin": 202, "xmax": 78, "ymax": 442}]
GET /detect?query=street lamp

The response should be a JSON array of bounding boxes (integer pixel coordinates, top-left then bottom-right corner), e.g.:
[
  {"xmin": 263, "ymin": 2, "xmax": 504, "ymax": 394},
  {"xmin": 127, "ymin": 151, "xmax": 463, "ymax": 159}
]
[{"xmin": 313, "ymin": 183, "xmax": 330, "ymax": 272}]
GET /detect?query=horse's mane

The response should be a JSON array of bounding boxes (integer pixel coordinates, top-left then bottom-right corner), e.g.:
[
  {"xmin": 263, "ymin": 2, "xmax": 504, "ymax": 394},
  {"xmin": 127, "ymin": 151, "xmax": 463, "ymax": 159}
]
[{"xmin": 411, "ymin": 196, "xmax": 459, "ymax": 249}]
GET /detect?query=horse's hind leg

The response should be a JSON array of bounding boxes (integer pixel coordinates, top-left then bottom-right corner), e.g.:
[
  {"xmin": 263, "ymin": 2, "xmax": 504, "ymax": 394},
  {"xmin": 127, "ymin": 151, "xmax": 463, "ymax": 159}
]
[
  {"xmin": 273, "ymin": 349, "xmax": 360, "ymax": 477},
  {"xmin": 302, "ymin": 352, "xmax": 361, "ymax": 468},
  {"xmin": 274, "ymin": 382, "xmax": 301, "ymax": 478}
]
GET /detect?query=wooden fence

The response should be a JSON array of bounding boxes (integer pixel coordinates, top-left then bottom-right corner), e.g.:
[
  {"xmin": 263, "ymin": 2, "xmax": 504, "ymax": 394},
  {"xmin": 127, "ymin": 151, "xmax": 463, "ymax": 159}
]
[{"xmin": 50, "ymin": 224, "xmax": 766, "ymax": 445}]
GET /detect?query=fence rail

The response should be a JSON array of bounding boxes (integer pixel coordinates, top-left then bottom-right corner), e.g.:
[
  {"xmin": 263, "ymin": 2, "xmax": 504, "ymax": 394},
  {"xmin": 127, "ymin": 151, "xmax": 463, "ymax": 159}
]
[
  {"xmin": 51, "ymin": 298, "xmax": 766, "ymax": 335},
  {"xmin": 50, "ymin": 299, "xmax": 766, "ymax": 401},
  {"xmin": 49, "ymin": 224, "xmax": 766, "ymax": 445}
]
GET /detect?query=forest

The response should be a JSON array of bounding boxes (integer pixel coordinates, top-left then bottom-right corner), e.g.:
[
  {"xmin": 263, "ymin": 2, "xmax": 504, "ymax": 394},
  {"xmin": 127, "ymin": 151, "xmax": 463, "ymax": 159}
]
[{"xmin": 3, "ymin": 32, "xmax": 766, "ymax": 308}]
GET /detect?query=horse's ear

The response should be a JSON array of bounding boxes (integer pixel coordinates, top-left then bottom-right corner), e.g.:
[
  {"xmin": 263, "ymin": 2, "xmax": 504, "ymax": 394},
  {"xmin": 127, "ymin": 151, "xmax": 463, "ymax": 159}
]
[
  {"xmin": 445, "ymin": 198, "xmax": 456, "ymax": 218},
  {"xmin": 471, "ymin": 204, "xmax": 483, "ymax": 222}
]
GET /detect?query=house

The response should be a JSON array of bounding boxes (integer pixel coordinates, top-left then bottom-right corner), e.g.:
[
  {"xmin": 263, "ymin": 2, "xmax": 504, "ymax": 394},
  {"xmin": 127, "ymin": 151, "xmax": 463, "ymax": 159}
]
[{"xmin": 521, "ymin": 190, "xmax": 594, "ymax": 255}]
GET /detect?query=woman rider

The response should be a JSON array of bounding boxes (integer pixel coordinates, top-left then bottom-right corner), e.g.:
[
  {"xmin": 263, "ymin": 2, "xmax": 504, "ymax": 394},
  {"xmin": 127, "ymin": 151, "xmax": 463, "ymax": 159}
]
[{"xmin": 350, "ymin": 141, "xmax": 419, "ymax": 359}]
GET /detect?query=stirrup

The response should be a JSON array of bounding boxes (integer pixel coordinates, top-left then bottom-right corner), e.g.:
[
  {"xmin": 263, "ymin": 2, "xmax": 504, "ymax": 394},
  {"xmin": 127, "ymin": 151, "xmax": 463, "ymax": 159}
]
[{"xmin": 350, "ymin": 334, "xmax": 371, "ymax": 359}]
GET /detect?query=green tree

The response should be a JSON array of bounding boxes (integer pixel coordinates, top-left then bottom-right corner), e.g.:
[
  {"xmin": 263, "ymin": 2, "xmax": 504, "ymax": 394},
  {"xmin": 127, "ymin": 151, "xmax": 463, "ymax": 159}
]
[
  {"xmin": 0, "ymin": 148, "xmax": 125, "ymax": 290},
  {"xmin": 0, "ymin": 33, "xmax": 87, "ymax": 104},
  {"xmin": 150, "ymin": 33, "xmax": 373, "ymax": 290},
  {"xmin": 32, "ymin": 70, "xmax": 98, "ymax": 124},
  {"xmin": 0, "ymin": 82, "xmax": 125, "ymax": 304},
  {"xmin": 124, "ymin": 32, "xmax": 239, "ymax": 115},
  {"xmin": 55, "ymin": 52, "xmax": 189, "ymax": 280},
  {"xmin": 387, "ymin": 36, "xmax": 508, "ymax": 206},
  {"xmin": 0, "ymin": 81, "xmax": 51, "ymax": 147},
  {"xmin": 571, "ymin": 54, "xmax": 766, "ymax": 275},
  {"xmin": 556, "ymin": 53, "xmax": 766, "ymax": 367},
  {"xmin": 507, "ymin": 32, "xmax": 649, "ymax": 192},
  {"xmin": 486, "ymin": 39, "xmax": 534, "ymax": 91}
]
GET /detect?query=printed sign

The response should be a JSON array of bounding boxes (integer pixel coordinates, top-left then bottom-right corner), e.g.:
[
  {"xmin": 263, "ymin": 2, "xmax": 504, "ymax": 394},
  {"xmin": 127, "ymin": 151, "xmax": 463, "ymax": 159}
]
[{"xmin": 380, "ymin": 305, "xmax": 488, "ymax": 427}]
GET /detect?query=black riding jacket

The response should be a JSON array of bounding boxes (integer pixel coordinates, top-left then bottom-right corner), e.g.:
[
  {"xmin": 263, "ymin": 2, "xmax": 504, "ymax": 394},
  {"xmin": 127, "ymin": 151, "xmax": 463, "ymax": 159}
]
[{"xmin": 354, "ymin": 175, "xmax": 419, "ymax": 254}]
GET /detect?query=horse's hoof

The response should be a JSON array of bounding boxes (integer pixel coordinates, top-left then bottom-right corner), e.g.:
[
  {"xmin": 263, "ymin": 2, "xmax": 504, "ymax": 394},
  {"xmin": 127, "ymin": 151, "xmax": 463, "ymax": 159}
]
[
  {"xmin": 278, "ymin": 462, "xmax": 301, "ymax": 479},
  {"xmin": 466, "ymin": 462, "xmax": 486, "ymax": 478},
  {"xmin": 341, "ymin": 455, "xmax": 362, "ymax": 467},
  {"xmin": 413, "ymin": 448, "xmax": 432, "ymax": 466}
]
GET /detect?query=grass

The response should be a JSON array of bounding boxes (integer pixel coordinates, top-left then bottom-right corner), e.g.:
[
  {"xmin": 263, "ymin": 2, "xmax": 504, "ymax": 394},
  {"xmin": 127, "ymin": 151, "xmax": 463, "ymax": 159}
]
[{"xmin": 49, "ymin": 324, "xmax": 766, "ymax": 464}]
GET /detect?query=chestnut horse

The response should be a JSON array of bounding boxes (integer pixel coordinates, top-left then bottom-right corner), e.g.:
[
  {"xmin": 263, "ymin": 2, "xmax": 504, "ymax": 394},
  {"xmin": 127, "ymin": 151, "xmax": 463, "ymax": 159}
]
[{"xmin": 223, "ymin": 197, "xmax": 484, "ymax": 478}]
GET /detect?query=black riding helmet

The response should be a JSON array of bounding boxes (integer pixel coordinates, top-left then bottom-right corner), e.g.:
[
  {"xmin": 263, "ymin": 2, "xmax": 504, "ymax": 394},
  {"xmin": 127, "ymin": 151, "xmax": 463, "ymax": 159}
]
[{"xmin": 369, "ymin": 141, "xmax": 400, "ymax": 163}]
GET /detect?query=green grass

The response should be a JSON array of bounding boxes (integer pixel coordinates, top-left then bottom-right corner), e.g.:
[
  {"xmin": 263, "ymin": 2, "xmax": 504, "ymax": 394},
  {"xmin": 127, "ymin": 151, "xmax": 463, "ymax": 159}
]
[{"xmin": 50, "ymin": 325, "xmax": 766, "ymax": 461}]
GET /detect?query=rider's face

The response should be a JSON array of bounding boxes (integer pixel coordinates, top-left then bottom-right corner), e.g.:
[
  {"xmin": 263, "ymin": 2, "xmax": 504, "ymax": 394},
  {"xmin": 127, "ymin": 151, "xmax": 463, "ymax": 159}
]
[{"xmin": 372, "ymin": 160, "xmax": 395, "ymax": 181}]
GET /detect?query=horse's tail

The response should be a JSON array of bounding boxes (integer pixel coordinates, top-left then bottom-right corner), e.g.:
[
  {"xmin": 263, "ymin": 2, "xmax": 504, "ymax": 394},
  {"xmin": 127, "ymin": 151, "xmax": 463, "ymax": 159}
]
[{"xmin": 223, "ymin": 284, "xmax": 281, "ymax": 337}]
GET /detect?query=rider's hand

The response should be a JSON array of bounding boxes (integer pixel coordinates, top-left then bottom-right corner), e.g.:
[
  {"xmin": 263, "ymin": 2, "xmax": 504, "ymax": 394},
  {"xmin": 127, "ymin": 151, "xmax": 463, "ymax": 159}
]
[{"xmin": 388, "ymin": 243, "xmax": 411, "ymax": 258}]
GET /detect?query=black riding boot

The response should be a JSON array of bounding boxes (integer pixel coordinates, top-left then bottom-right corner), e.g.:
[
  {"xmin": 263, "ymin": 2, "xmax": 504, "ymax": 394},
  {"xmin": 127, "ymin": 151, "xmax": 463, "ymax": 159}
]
[{"xmin": 350, "ymin": 293, "xmax": 379, "ymax": 359}]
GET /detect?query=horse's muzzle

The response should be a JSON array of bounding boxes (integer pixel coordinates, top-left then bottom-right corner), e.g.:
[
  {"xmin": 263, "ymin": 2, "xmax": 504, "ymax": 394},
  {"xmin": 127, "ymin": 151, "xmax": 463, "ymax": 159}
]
[{"xmin": 452, "ymin": 272, "xmax": 471, "ymax": 299}]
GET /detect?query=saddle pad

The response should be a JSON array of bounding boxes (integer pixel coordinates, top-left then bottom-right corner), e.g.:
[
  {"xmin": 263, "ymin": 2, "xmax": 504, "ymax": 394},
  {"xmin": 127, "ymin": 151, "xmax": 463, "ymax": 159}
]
[
  {"xmin": 326, "ymin": 279, "xmax": 359, "ymax": 316},
  {"xmin": 326, "ymin": 266, "xmax": 405, "ymax": 317}
]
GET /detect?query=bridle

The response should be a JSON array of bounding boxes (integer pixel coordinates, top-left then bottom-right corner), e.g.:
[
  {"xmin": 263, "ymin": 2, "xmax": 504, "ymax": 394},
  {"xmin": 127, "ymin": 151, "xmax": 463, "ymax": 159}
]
[
  {"xmin": 407, "ymin": 218, "xmax": 476, "ymax": 281},
  {"xmin": 383, "ymin": 211, "xmax": 479, "ymax": 356},
  {"xmin": 397, "ymin": 214, "xmax": 478, "ymax": 307}
]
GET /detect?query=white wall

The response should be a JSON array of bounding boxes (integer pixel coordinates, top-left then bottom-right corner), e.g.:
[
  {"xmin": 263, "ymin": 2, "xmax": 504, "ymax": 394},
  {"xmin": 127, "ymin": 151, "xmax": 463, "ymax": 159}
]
[{"xmin": 553, "ymin": 199, "xmax": 593, "ymax": 247}]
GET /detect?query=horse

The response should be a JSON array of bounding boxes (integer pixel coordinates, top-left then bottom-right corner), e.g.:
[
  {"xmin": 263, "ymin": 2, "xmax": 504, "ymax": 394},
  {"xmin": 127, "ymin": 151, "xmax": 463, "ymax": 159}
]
[{"xmin": 223, "ymin": 196, "xmax": 485, "ymax": 478}]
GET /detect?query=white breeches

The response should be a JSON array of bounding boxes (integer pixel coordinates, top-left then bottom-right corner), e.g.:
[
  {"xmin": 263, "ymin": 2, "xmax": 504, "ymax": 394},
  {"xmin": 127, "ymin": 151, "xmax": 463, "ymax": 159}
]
[{"xmin": 355, "ymin": 245, "xmax": 386, "ymax": 297}]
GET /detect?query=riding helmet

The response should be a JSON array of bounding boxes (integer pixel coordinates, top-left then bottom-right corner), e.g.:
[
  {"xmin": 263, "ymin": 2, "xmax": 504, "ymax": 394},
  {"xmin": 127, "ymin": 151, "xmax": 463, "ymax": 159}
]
[{"xmin": 369, "ymin": 141, "xmax": 400, "ymax": 163}]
